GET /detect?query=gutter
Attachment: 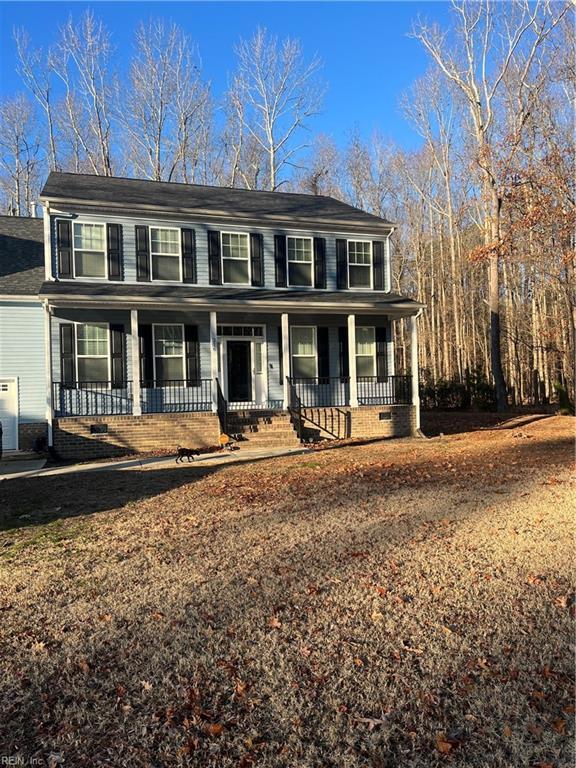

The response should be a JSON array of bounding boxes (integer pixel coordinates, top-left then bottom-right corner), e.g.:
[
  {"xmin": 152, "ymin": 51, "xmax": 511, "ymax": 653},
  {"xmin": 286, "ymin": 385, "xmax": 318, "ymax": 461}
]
[{"xmin": 38, "ymin": 291, "xmax": 425, "ymax": 315}]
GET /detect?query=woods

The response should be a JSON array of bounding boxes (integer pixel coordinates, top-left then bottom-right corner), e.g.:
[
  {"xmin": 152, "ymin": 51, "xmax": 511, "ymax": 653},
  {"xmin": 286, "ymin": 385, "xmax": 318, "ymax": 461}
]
[{"xmin": 1, "ymin": 1, "xmax": 574, "ymax": 408}]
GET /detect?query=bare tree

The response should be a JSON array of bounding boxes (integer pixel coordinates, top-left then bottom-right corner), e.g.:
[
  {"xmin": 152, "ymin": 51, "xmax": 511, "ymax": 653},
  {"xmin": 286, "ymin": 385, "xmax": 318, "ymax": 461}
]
[
  {"xmin": 227, "ymin": 27, "xmax": 323, "ymax": 191},
  {"xmin": 121, "ymin": 20, "xmax": 210, "ymax": 182},
  {"xmin": 294, "ymin": 134, "xmax": 342, "ymax": 196},
  {"xmin": 14, "ymin": 29, "xmax": 59, "ymax": 171},
  {"xmin": 412, "ymin": 0, "xmax": 569, "ymax": 410},
  {"xmin": 49, "ymin": 11, "xmax": 115, "ymax": 175},
  {"xmin": 0, "ymin": 94, "xmax": 41, "ymax": 216}
]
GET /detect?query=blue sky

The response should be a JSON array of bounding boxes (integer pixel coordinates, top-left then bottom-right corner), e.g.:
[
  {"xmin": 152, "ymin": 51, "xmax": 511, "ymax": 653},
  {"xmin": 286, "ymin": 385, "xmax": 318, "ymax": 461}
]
[{"xmin": 0, "ymin": 1, "xmax": 451, "ymax": 150}]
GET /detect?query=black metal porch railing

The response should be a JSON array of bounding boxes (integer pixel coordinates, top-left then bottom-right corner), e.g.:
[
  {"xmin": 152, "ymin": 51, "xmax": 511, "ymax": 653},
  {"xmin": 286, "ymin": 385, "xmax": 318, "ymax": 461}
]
[
  {"xmin": 215, "ymin": 378, "xmax": 227, "ymax": 434},
  {"xmin": 140, "ymin": 379, "xmax": 213, "ymax": 414},
  {"xmin": 287, "ymin": 377, "xmax": 304, "ymax": 441},
  {"xmin": 357, "ymin": 375, "xmax": 412, "ymax": 406},
  {"xmin": 53, "ymin": 381, "xmax": 133, "ymax": 417},
  {"xmin": 289, "ymin": 376, "xmax": 351, "ymax": 408}
]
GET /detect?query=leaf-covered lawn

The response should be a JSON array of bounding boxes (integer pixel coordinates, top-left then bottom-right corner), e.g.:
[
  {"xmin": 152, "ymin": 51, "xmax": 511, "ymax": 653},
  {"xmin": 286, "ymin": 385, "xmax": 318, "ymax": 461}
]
[{"xmin": 0, "ymin": 416, "xmax": 574, "ymax": 767}]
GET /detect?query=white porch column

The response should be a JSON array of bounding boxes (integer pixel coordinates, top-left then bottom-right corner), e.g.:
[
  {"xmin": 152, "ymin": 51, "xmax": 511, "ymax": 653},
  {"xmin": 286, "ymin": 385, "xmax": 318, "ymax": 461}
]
[
  {"xmin": 210, "ymin": 311, "xmax": 218, "ymax": 412},
  {"xmin": 130, "ymin": 309, "xmax": 142, "ymax": 416},
  {"xmin": 348, "ymin": 314, "xmax": 358, "ymax": 408},
  {"xmin": 43, "ymin": 300, "xmax": 54, "ymax": 446},
  {"xmin": 281, "ymin": 313, "xmax": 290, "ymax": 409},
  {"xmin": 409, "ymin": 313, "xmax": 420, "ymax": 431}
]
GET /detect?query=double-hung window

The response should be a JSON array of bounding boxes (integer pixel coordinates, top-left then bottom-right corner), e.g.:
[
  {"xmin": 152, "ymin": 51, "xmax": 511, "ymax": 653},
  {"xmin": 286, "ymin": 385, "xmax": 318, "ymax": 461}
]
[
  {"xmin": 287, "ymin": 237, "xmax": 313, "ymax": 287},
  {"xmin": 355, "ymin": 326, "xmax": 376, "ymax": 377},
  {"xmin": 151, "ymin": 227, "xmax": 181, "ymax": 281},
  {"xmin": 291, "ymin": 326, "xmax": 317, "ymax": 378},
  {"xmin": 73, "ymin": 223, "xmax": 106, "ymax": 278},
  {"xmin": 348, "ymin": 241, "xmax": 372, "ymax": 289},
  {"xmin": 76, "ymin": 323, "xmax": 109, "ymax": 383},
  {"xmin": 153, "ymin": 325, "xmax": 184, "ymax": 383},
  {"xmin": 222, "ymin": 232, "xmax": 250, "ymax": 284}
]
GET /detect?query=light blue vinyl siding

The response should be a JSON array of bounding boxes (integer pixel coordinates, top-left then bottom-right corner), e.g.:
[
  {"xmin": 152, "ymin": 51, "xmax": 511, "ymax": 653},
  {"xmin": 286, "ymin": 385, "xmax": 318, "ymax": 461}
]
[
  {"xmin": 0, "ymin": 300, "xmax": 46, "ymax": 422},
  {"xmin": 51, "ymin": 213, "xmax": 391, "ymax": 292}
]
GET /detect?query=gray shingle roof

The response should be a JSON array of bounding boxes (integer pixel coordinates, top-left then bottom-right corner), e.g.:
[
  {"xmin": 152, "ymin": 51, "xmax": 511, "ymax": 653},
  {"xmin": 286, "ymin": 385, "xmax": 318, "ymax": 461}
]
[
  {"xmin": 39, "ymin": 281, "xmax": 423, "ymax": 313},
  {"xmin": 40, "ymin": 172, "xmax": 394, "ymax": 232},
  {"xmin": 0, "ymin": 215, "xmax": 44, "ymax": 296}
]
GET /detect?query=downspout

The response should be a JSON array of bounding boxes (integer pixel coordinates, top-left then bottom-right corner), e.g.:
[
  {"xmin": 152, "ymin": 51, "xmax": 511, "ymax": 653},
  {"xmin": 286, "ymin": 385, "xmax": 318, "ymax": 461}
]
[
  {"xmin": 385, "ymin": 227, "xmax": 395, "ymax": 293},
  {"xmin": 43, "ymin": 201, "xmax": 53, "ymax": 281},
  {"xmin": 43, "ymin": 299, "xmax": 54, "ymax": 448}
]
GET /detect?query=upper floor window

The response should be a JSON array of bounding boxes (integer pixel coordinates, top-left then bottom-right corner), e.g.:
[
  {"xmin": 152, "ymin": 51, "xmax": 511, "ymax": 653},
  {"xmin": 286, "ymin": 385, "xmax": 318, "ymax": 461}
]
[
  {"xmin": 355, "ymin": 326, "xmax": 376, "ymax": 376},
  {"xmin": 77, "ymin": 323, "xmax": 109, "ymax": 382},
  {"xmin": 348, "ymin": 241, "xmax": 372, "ymax": 289},
  {"xmin": 153, "ymin": 324, "xmax": 184, "ymax": 382},
  {"xmin": 73, "ymin": 223, "xmax": 106, "ymax": 278},
  {"xmin": 222, "ymin": 232, "xmax": 250, "ymax": 285},
  {"xmin": 287, "ymin": 237, "xmax": 313, "ymax": 287},
  {"xmin": 151, "ymin": 227, "xmax": 181, "ymax": 281}
]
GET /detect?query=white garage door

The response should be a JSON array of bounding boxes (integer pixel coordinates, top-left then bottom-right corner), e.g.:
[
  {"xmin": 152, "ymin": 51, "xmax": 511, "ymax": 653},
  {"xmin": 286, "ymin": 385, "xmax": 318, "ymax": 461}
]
[{"xmin": 0, "ymin": 378, "xmax": 18, "ymax": 452}]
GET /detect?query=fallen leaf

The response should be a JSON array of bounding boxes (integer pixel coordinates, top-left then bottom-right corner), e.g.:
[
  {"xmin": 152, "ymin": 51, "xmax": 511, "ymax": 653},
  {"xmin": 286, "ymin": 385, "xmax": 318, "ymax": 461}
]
[
  {"xmin": 551, "ymin": 718, "xmax": 566, "ymax": 734},
  {"xmin": 235, "ymin": 680, "xmax": 248, "ymax": 698},
  {"xmin": 77, "ymin": 659, "xmax": 90, "ymax": 674},
  {"xmin": 503, "ymin": 725, "xmax": 512, "ymax": 738},
  {"xmin": 435, "ymin": 734, "xmax": 453, "ymax": 754},
  {"xmin": 204, "ymin": 723, "xmax": 224, "ymax": 737},
  {"xmin": 268, "ymin": 616, "xmax": 282, "ymax": 629}
]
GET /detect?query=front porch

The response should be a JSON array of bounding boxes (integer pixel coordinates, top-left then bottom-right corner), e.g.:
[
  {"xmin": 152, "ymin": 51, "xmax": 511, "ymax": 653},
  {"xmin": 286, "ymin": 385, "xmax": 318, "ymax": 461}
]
[{"xmin": 44, "ymin": 298, "xmax": 422, "ymax": 453}]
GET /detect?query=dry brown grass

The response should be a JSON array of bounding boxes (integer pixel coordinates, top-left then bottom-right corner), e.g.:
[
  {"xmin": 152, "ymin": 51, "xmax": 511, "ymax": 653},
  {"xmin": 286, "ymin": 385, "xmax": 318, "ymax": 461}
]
[{"xmin": 0, "ymin": 416, "xmax": 574, "ymax": 768}]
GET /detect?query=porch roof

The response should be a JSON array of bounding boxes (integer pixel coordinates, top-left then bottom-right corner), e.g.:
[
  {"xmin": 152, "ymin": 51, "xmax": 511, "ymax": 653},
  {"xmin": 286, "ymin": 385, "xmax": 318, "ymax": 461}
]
[{"xmin": 39, "ymin": 281, "xmax": 424, "ymax": 316}]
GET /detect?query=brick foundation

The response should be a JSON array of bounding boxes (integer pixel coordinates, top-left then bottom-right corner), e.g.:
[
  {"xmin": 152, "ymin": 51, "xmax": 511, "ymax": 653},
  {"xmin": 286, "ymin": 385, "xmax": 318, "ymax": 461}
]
[
  {"xmin": 301, "ymin": 405, "xmax": 416, "ymax": 440},
  {"xmin": 18, "ymin": 422, "xmax": 48, "ymax": 452},
  {"xmin": 53, "ymin": 412, "xmax": 220, "ymax": 460},
  {"xmin": 52, "ymin": 405, "xmax": 417, "ymax": 460}
]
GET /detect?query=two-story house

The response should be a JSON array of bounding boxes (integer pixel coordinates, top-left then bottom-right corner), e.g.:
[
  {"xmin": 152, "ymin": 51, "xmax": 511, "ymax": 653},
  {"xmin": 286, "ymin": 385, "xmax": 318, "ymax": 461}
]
[{"xmin": 33, "ymin": 172, "xmax": 423, "ymax": 458}]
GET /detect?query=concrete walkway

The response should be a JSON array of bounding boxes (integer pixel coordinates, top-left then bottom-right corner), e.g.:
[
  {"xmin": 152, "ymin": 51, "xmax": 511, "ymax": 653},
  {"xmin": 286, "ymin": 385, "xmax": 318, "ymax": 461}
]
[{"xmin": 0, "ymin": 445, "xmax": 310, "ymax": 482}]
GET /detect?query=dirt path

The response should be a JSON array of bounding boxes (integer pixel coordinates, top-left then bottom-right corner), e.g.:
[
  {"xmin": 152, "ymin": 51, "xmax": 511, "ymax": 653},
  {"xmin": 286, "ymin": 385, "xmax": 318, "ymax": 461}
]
[{"xmin": 0, "ymin": 416, "xmax": 573, "ymax": 767}]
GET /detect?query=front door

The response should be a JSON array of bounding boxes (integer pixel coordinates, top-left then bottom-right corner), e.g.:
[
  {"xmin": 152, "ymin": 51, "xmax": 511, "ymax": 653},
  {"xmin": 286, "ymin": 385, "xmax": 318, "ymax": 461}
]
[
  {"xmin": 0, "ymin": 378, "xmax": 18, "ymax": 451},
  {"xmin": 227, "ymin": 340, "xmax": 252, "ymax": 402}
]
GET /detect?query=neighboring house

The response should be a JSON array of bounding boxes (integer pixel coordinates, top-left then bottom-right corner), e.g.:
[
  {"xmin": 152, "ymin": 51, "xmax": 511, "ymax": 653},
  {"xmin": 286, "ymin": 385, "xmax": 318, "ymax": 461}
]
[
  {"xmin": 36, "ymin": 172, "xmax": 423, "ymax": 458},
  {"xmin": 0, "ymin": 215, "xmax": 47, "ymax": 452}
]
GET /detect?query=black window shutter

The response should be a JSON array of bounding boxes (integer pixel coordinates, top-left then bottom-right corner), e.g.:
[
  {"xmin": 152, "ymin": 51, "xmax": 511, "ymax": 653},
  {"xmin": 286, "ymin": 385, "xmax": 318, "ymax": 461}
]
[
  {"xmin": 139, "ymin": 324, "xmax": 154, "ymax": 387},
  {"xmin": 277, "ymin": 326, "xmax": 283, "ymax": 384},
  {"xmin": 338, "ymin": 326, "xmax": 349, "ymax": 379},
  {"xmin": 336, "ymin": 239, "xmax": 348, "ymax": 289},
  {"xmin": 314, "ymin": 237, "xmax": 326, "ymax": 289},
  {"xmin": 184, "ymin": 325, "xmax": 200, "ymax": 386},
  {"xmin": 110, "ymin": 324, "xmax": 125, "ymax": 388},
  {"xmin": 60, "ymin": 323, "xmax": 76, "ymax": 385},
  {"xmin": 135, "ymin": 225, "xmax": 150, "ymax": 282},
  {"xmin": 317, "ymin": 327, "xmax": 330, "ymax": 380},
  {"xmin": 250, "ymin": 232, "xmax": 264, "ymax": 287},
  {"xmin": 376, "ymin": 326, "xmax": 388, "ymax": 382},
  {"xmin": 106, "ymin": 223, "xmax": 123, "ymax": 281},
  {"xmin": 181, "ymin": 228, "xmax": 197, "ymax": 284},
  {"xmin": 274, "ymin": 235, "xmax": 287, "ymax": 287},
  {"xmin": 373, "ymin": 241, "xmax": 385, "ymax": 290},
  {"xmin": 208, "ymin": 230, "xmax": 221, "ymax": 285},
  {"xmin": 57, "ymin": 220, "xmax": 73, "ymax": 278}
]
